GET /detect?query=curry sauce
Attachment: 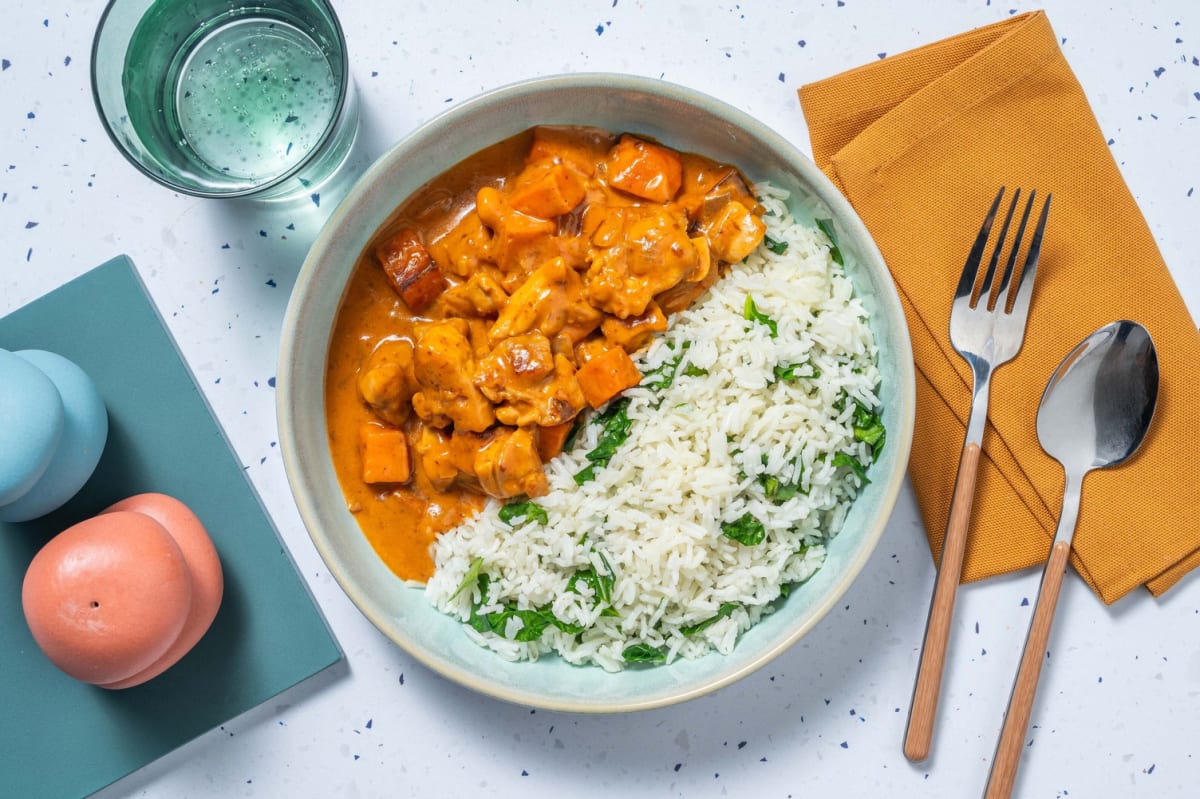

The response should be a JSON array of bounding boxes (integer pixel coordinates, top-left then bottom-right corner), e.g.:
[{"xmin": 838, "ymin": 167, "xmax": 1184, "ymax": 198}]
[{"xmin": 325, "ymin": 126, "xmax": 766, "ymax": 581}]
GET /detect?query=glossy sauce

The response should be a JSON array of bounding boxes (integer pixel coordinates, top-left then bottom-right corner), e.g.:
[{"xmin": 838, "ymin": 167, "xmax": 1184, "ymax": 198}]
[{"xmin": 325, "ymin": 127, "xmax": 764, "ymax": 582}]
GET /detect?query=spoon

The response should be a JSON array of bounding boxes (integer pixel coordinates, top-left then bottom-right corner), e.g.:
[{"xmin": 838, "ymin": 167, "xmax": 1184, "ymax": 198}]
[{"xmin": 983, "ymin": 320, "xmax": 1159, "ymax": 799}]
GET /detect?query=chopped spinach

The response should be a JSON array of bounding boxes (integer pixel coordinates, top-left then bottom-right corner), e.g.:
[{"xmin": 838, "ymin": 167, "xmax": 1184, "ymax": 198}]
[
  {"xmin": 640, "ymin": 358, "xmax": 679, "ymax": 392},
  {"xmin": 763, "ymin": 234, "xmax": 789, "ymax": 255},
  {"xmin": 743, "ymin": 295, "xmax": 778, "ymax": 338},
  {"xmin": 562, "ymin": 418, "xmax": 583, "ymax": 453},
  {"xmin": 498, "ymin": 499, "xmax": 548, "ymax": 526},
  {"xmin": 815, "ymin": 218, "xmax": 845, "ymax": 266},
  {"xmin": 641, "ymin": 341, "xmax": 694, "ymax": 392},
  {"xmin": 622, "ymin": 643, "xmax": 667, "ymax": 664},
  {"xmin": 773, "ymin": 361, "xmax": 821, "ymax": 382},
  {"xmin": 721, "ymin": 512, "xmax": 767, "ymax": 546},
  {"xmin": 833, "ymin": 451, "xmax": 870, "ymax": 484},
  {"xmin": 449, "ymin": 555, "xmax": 485, "ymax": 601},
  {"xmin": 745, "ymin": 451, "xmax": 805, "ymax": 504},
  {"xmin": 574, "ymin": 398, "xmax": 633, "ymax": 484},
  {"xmin": 566, "ymin": 550, "xmax": 617, "ymax": 616},
  {"xmin": 680, "ymin": 602, "xmax": 740, "ymax": 636},
  {"xmin": 759, "ymin": 471, "xmax": 803, "ymax": 503},
  {"xmin": 467, "ymin": 574, "xmax": 583, "ymax": 641},
  {"xmin": 468, "ymin": 603, "xmax": 553, "ymax": 641},
  {"xmin": 851, "ymin": 400, "xmax": 886, "ymax": 458}
]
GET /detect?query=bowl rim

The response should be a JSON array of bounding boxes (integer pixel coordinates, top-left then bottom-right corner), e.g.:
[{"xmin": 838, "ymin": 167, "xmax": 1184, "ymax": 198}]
[{"xmin": 277, "ymin": 72, "xmax": 915, "ymax": 712}]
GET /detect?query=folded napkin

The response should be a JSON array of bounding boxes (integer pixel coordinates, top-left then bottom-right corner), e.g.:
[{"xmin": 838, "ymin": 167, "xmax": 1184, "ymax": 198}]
[{"xmin": 798, "ymin": 10, "xmax": 1200, "ymax": 604}]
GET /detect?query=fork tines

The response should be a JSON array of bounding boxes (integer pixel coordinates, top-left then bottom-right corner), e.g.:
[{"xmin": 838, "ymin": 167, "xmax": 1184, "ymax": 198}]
[{"xmin": 959, "ymin": 187, "xmax": 1052, "ymax": 315}]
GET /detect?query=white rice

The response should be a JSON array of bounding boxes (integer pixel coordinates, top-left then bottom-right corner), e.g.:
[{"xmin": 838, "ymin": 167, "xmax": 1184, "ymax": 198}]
[{"xmin": 425, "ymin": 185, "xmax": 882, "ymax": 671}]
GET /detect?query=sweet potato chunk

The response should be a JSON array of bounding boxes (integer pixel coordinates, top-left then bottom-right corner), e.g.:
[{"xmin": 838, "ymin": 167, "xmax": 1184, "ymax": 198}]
[
  {"xmin": 536, "ymin": 421, "xmax": 574, "ymax": 462},
  {"xmin": 527, "ymin": 126, "xmax": 599, "ymax": 177},
  {"xmin": 602, "ymin": 135, "xmax": 683, "ymax": 203},
  {"xmin": 575, "ymin": 345, "xmax": 642, "ymax": 409},
  {"xmin": 360, "ymin": 424, "xmax": 411, "ymax": 484},
  {"xmin": 509, "ymin": 162, "xmax": 587, "ymax": 219},
  {"xmin": 376, "ymin": 228, "xmax": 448, "ymax": 312}
]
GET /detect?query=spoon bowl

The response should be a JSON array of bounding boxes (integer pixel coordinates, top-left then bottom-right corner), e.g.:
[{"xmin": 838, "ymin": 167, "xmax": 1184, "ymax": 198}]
[
  {"xmin": 1036, "ymin": 320, "xmax": 1159, "ymax": 474},
  {"xmin": 984, "ymin": 320, "xmax": 1158, "ymax": 799}
]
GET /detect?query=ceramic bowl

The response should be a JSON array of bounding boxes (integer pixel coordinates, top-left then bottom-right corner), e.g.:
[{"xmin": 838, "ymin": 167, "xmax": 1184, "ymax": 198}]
[{"xmin": 278, "ymin": 73, "xmax": 915, "ymax": 712}]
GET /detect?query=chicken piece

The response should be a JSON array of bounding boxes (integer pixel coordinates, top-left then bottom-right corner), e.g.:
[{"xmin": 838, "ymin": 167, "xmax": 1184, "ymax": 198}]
[
  {"xmin": 375, "ymin": 228, "xmax": 448, "ymax": 312},
  {"xmin": 476, "ymin": 186, "xmax": 560, "ymax": 283},
  {"xmin": 688, "ymin": 235, "xmax": 714, "ymax": 284},
  {"xmin": 655, "ymin": 257, "xmax": 722, "ymax": 316},
  {"xmin": 583, "ymin": 206, "xmax": 707, "ymax": 319},
  {"xmin": 601, "ymin": 135, "xmax": 683, "ymax": 203},
  {"xmin": 473, "ymin": 426, "xmax": 549, "ymax": 498},
  {"xmin": 600, "ymin": 300, "xmax": 668, "ymax": 353},
  {"xmin": 437, "ymin": 270, "xmax": 509, "ymax": 318},
  {"xmin": 527, "ymin": 126, "xmax": 601, "ymax": 177},
  {"xmin": 674, "ymin": 156, "xmax": 738, "ymax": 219},
  {"xmin": 488, "ymin": 257, "xmax": 603, "ymax": 345},
  {"xmin": 676, "ymin": 160, "xmax": 765, "ymax": 262},
  {"xmin": 553, "ymin": 224, "xmax": 591, "ymax": 273},
  {"xmin": 357, "ymin": 338, "xmax": 419, "ymax": 426},
  {"xmin": 475, "ymin": 332, "xmax": 587, "ymax": 427},
  {"xmin": 411, "ymin": 423, "xmax": 473, "ymax": 492},
  {"xmin": 410, "ymin": 319, "xmax": 496, "ymax": 433},
  {"xmin": 427, "ymin": 211, "xmax": 495, "ymax": 279},
  {"xmin": 699, "ymin": 197, "xmax": 767, "ymax": 264},
  {"xmin": 674, "ymin": 156, "xmax": 758, "ymax": 218},
  {"xmin": 359, "ymin": 424, "xmax": 411, "ymax": 484},
  {"xmin": 573, "ymin": 336, "xmax": 611, "ymax": 366},
  {"xmin": 575, "ymin": 344, "xmax": 642, "ymax": 409},
  {"xmin": 412, "ymin": 423, "xmax": 548, "ymax": 498},
  {"xmin": 465, "ymin": 318, "xmax": 492, "ymax": 359},
  {"xmin": 478, "ymin": 332, "xmax": 555, "ymax": 385},
  {"xmin": 508, "ymin": 161, "xmax": 587, "ymax": 220}
]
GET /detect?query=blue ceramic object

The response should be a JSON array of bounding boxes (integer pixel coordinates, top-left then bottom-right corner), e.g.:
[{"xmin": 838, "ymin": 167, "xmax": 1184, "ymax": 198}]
[
  {"xmin": 0, "ymin": 349, "xmax": 65, "ymax": 506},
  {"xmin": 0, "ymin": 349, "xmax": 108, "ymax": 522}
]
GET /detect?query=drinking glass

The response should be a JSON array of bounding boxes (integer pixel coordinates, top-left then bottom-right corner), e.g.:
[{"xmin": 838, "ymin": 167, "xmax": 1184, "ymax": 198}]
[{"xmin": 92, "ymin": 0, "xmax": 359, "ymax": 200}]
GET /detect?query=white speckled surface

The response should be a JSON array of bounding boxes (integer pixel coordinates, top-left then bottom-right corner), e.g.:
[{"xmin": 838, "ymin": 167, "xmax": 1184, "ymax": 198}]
[{"xmin": 2, "ymin": 1, "xmax": 1198, "ymax": 797}]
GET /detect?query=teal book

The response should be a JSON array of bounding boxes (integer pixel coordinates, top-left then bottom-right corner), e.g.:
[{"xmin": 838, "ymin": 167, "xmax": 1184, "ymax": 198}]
[{"xmin": 0, "ymin": 256, "xmax": 343, "ymax": 798}]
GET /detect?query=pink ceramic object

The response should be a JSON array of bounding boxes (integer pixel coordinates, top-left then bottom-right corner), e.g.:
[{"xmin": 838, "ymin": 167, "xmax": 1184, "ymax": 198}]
[{"xmin": 21, "ymin": 493, "xmax": 223, "ymax": 688}]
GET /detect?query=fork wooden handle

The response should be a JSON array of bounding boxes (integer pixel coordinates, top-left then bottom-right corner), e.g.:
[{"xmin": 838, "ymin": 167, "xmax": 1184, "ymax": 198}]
[
  {"xmin": 984, "ymin": 539, "xmax": 1071, "ymax": 799},
  {"xmin": 903, "ymin": 441, "xmax": 982, "ymax": 762}
]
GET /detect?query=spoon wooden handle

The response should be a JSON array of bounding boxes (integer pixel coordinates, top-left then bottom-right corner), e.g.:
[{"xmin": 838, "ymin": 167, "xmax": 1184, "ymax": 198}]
[
  {"xmin": 903, "ymin": 441, "xmax": 981, "ymax": 762},
  {"xmin": 984, "ymin": 539, "xmax": 1071, "ymax": 799}
]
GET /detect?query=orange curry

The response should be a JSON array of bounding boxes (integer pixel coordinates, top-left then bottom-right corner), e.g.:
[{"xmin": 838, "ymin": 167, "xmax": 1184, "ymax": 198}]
[{"xmin": 325, "ymin": 126, "xmax": 766, "ymax": 581}]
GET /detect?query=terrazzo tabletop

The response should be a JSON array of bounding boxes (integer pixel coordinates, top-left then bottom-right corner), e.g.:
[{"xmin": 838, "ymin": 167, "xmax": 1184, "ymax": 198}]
[{"xmin": 3, "ymin": 1, "xmax": 1199, "ymax": 797}]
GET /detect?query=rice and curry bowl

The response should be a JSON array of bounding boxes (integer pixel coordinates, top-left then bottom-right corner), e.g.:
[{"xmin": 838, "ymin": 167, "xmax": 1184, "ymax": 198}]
[{"xmin": 278, "ymin": 74, "xmax": 914, "ymax": 711}]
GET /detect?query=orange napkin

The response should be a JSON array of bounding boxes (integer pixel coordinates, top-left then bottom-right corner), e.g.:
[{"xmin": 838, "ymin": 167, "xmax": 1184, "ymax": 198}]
[{"xmin": 798, "ymin": 10, "xmax": 1200, "ymax": 604}]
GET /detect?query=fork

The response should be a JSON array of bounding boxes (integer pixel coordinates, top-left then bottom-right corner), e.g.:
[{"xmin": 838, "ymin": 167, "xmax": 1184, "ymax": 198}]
[{"xmin": 902, "ymin": 187, "xmax": 1051, "ymax": 763}]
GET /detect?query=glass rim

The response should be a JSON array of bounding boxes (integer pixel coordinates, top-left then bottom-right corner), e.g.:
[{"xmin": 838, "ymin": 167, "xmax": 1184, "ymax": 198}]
[{"xmin": 90, "ymin": 0, "xmax": 353, "ymax": 199}]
